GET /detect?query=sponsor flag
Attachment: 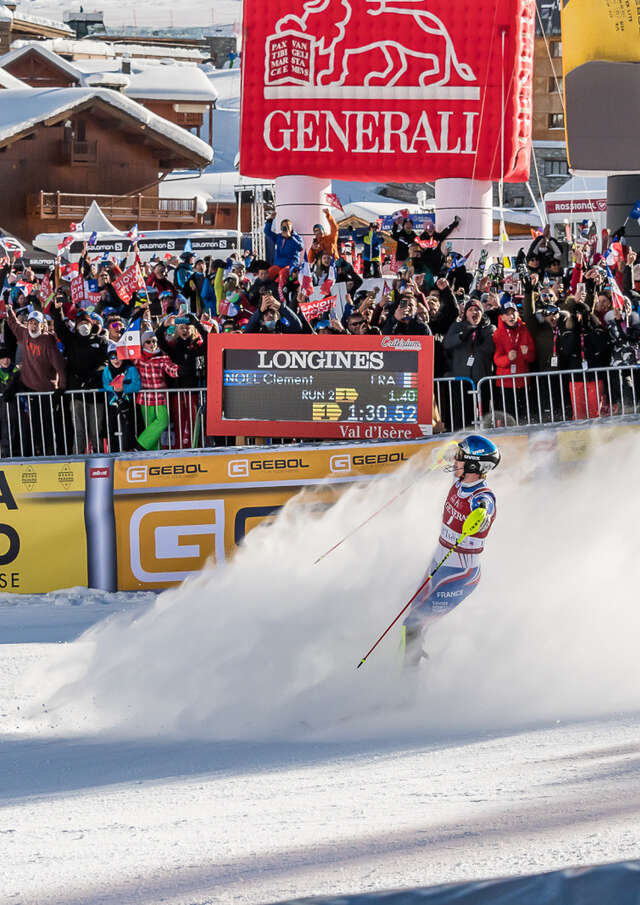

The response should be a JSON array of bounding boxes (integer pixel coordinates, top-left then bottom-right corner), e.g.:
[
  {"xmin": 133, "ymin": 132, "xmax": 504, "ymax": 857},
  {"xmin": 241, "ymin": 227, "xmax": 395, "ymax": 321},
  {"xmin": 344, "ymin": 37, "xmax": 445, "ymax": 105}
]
[
  {"xmin": 70, "ymin": 275, "xmax": 85, "ymax": 305},
  {"xmin": 392, "ymin": 208, "xmax": 410, "ymax": 222},
  {"xmin": 112, "ymin": 263, "xmax": 145, "ymax": 303},
  {"xmin": 59, "ymin": 261, "xmax": 79, "ymax": 281},
  {"xmin": 57, "ymin": 235, "xmax": 74, "ymax": 253},
  {"xmin": 116, "ymin": 317, "xmax": 142, "ymax": 360},
  {"xmin": 299, "ymin": 295, "xmax": 336, "ymax": 321},
  {"xmin": 325, "ymin": 192, "xmax": 344, "ymax": 212},
  {"xmin": 39, "ymin": 273, "xmax": 52, "ymax": 303},
  {"xmin": 88, "ymin": 231, "xmax": 98, "ymax": 247},
  {"xmin": 301, "ymin": 253, "xmax": 314, "ymax": 297}
]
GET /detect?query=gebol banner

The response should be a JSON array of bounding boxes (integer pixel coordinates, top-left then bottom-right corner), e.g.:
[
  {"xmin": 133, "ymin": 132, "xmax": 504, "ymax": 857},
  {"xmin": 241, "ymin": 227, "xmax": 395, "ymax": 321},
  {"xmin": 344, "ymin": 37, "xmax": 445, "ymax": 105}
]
[
  {"xmin": 240, "ymin": 0, "xmax": 534, "ymax": 181},
  {"xmin": 0, "ymin": 462, "xmax": 86, "ymax": 593}
]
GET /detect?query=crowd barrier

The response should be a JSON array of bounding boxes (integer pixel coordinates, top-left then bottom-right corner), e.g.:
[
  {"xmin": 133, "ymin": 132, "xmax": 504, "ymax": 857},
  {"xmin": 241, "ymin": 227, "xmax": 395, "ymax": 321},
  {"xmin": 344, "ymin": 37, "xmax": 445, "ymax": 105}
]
[
  {"xmin": 4, "ymin": 365, "xmax": 640, "ymax": 458},
  {"xmin": 3, "ymin": 422, "xmax": 640, "ymax": 594}
]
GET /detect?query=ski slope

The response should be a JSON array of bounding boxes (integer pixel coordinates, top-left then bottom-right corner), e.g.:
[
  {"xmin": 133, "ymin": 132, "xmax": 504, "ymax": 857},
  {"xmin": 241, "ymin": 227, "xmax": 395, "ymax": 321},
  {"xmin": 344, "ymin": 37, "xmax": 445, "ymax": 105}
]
[{"xmin": 2, "ymin": 432, "xmax": 640, "ymax": 904}]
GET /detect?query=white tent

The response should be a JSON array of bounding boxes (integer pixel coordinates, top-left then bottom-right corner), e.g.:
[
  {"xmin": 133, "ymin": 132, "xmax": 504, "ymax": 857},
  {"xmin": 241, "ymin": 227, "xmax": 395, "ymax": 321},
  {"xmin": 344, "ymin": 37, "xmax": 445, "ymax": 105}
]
[{"xmin": 81, "ymin": 201, "xmax": 118, "ymax": 234}]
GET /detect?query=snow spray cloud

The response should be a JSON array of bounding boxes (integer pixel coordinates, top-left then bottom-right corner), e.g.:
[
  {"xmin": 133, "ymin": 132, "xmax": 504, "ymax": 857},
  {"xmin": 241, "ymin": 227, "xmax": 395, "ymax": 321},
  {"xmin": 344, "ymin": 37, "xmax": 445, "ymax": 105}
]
[{"xmin": 34, "ymin": 429, "xmax": 640, "ymax": 740}]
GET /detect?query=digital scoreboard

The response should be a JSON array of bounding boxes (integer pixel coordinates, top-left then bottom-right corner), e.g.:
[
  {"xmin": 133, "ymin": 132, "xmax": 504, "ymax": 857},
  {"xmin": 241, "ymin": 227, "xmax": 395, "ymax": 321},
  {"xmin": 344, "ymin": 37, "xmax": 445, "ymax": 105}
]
[{"xmin": 207, "ymin": 335, "xmax": 434, "ymax": 440}]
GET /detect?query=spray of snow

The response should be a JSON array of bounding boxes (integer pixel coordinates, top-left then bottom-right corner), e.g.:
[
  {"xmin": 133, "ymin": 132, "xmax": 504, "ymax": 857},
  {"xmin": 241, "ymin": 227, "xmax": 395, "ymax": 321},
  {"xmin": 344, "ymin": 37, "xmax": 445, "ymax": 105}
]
[{"xmin": 28, "ymin": 429, "xmax": 640, "ymax": 741}]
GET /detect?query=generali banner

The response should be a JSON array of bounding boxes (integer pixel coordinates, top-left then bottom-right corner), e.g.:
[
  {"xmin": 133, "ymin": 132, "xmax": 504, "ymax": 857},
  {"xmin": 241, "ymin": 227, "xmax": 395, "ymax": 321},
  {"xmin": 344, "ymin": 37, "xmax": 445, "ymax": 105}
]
[{"xmin": 240, "ymin": 0, "xmax": 535, "ymax": 181}]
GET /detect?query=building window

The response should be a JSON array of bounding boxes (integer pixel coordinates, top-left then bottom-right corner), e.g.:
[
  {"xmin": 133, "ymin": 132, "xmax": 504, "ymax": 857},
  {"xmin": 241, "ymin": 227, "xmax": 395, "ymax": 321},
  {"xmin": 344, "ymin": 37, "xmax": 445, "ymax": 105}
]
[
  {"xmin": 548, "ymin": 113, "xmax": 565, "ymax": 129},
  {"xmin": 510, "ymin": 196, "xmax": 526, "ymax": 208},
  {"xmin": 551, "ymin": 40, "xmax": 562, "ymax": 57},
  {"xmin": 548, "ymin": 76, "xmax": 563, "ymax": 94},
  {"xmin": 543, "ymin": 159, "xmax": 569, "ymax": 176}
]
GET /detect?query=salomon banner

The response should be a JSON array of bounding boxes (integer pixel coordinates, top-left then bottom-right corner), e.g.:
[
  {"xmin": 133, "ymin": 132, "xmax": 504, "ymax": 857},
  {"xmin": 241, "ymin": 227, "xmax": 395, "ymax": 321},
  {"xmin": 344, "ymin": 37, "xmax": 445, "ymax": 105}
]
[
  {"xmin": 240, "ymin": 0, "xmax": 535, "ymax": 181},
  {"xmin": 562, "ymin": 0, "xmax": 640, "ymax": 173},
  {"xmin": 0, "ymin": 462, "xmax": 86, "ymax": 593}
]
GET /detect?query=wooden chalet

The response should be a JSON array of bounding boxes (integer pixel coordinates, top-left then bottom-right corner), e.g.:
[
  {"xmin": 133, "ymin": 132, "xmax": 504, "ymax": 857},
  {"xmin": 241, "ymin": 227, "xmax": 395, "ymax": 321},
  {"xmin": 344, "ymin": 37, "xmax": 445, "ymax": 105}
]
[{"xmin": 0, "ymin": 87, "xmax": 213, "ymax": 242}]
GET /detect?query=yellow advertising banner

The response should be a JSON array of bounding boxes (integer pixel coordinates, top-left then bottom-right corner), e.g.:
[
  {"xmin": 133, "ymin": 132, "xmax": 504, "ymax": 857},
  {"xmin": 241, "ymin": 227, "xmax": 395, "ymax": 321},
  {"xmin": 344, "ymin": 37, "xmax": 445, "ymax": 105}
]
[
  {"xmin": 0, "ymin": 461, "xmax": 87, "ymax": 593},
  {"xmin": 112, "ymin": 437, "xmax": 534, "ymax": 591},
  {"xmin": 562, "ymin": 0, "xmax": 640, "ymax": 77}
]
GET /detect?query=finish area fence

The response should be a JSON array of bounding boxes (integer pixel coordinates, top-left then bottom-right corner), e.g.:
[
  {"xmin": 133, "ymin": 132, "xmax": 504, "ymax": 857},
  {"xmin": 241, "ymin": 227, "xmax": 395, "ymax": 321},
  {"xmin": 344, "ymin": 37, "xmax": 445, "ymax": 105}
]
[{"xmin": 2, "ymin": 366, "xmax": 640, "ymax": 458}]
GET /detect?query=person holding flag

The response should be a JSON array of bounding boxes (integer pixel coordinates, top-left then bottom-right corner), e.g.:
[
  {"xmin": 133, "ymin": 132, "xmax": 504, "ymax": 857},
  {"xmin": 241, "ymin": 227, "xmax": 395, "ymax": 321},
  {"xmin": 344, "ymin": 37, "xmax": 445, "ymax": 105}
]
[{"xmin": 308, "ymin": 209, "xmax": 339, "ymax": 264}]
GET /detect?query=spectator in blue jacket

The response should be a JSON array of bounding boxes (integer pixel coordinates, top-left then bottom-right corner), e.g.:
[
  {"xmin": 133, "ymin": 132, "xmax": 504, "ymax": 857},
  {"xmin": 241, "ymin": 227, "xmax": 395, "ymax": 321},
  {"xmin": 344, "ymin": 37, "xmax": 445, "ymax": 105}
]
[
  {"xmin": 102, "ymin": 348, "xmax": 141, "ymax": 451},
  {"xmin": 264, "ymin": 216, "xmax": 304, "ymax": 268}
]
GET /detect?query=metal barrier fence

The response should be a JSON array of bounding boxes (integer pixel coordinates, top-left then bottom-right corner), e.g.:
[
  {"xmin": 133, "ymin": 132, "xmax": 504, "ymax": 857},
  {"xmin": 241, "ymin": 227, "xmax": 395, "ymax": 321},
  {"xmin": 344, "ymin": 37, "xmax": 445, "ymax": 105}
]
[
  {"xmin": 1, "ymin": 367, "xmax": 639, "ymax": 458},
  {"xmin": 476, "ymin": 365, "xmax": 640, "ymax": 430}
]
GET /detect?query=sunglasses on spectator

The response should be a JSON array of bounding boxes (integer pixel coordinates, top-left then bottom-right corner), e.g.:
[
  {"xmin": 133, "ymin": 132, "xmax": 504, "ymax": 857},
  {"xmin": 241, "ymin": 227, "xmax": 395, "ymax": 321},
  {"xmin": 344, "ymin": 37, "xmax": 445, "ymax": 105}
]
[
  {"xmin": 348, "ymin": 319, "xmax": 364, "ymax": 326},
  {"xmin": 110, "ymin": 321, "xmax": 124, "ymax": 330}
]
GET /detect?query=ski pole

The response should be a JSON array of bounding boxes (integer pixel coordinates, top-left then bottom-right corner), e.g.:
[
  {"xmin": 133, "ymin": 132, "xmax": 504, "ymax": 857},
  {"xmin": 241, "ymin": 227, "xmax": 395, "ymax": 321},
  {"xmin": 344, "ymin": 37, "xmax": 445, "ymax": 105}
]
[
  {"xmin": 314, "ymin": 440, "xmax": 457, "ymax": 566},
  {"xmin": 356, "ymin": 508, "xmax": 486, "ymax": 669}
]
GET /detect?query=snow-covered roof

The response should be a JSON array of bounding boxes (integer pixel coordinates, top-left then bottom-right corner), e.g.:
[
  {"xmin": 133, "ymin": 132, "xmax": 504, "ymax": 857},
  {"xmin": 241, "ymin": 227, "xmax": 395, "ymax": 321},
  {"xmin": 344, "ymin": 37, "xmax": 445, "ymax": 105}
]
[
  {"xmin": 74, "ymin": 60, "xmax": 218, "ymax": 103},
  {"xmin": 544, "ymin": 175, "xmax": 607, "ymax": 201},
  {"xmin": 0, "ymin": 3, "xmax": 12, "ymax": 22},
  {"xmin": 0, "ymin": 67, "xmax": 25, "ymax": 88},
  {"xmin": 0, "ymin": 88, "xmax": 213, "ymax": 166},
  {"xmin": 158, "ymin": 170, "xmax": 272, "ymax": 205},
  {"xmin": 0, "ymin": 42, "xmax": 81, "ymax": 82},
  {"xmin": 11, "ymin": 10, "xmax": 72, "ymax": 33},
  {"xmin": 111, "ymin": 43, "xmax": 208, "ymax": 62}
]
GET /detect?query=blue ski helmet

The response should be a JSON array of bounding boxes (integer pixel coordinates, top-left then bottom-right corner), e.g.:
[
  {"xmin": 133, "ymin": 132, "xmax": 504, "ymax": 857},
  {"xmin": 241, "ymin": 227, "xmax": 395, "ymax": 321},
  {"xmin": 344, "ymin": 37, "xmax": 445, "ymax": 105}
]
[{"xmin": 455, "ymin": 435, "xmax": 500, "ymax": 475}]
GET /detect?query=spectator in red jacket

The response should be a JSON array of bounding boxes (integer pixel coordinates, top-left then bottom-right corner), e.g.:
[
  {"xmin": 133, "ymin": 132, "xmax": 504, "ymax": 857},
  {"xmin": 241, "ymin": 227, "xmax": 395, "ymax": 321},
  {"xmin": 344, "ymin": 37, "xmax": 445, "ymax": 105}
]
[
  {"xmin": 493, "ymin": 301, "xmax": 536, "ymax": 422},
  {"xmin": 135, "ymin": 331, "xmax": 181, "ymax": 450}
]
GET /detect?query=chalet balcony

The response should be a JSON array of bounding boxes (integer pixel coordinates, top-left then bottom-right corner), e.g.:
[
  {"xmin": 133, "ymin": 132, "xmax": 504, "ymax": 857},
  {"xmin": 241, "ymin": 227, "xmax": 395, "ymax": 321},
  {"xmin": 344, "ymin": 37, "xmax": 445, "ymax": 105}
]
[
  {"xmin": 61, "ymin": 139, "xmax": 98, "ymax": 165},
  {"xmin": 28, "ymin": 191, "xmax": 203, "ymax": 226}
]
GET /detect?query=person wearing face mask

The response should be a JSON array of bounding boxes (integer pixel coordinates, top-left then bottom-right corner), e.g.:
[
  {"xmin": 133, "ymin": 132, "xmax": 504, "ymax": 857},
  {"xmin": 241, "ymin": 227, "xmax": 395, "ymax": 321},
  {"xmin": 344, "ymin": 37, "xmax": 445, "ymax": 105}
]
[
  {"xmin": 51, "ymin": 303, "xmax": 109, "ymax": 454},
  {"xmin": 246, "ymin": 292, "xmax": 302, "ymax": 334},
  {"xmin": 5, "ymin": 306, "xmax": 66, "ymax": 455}
]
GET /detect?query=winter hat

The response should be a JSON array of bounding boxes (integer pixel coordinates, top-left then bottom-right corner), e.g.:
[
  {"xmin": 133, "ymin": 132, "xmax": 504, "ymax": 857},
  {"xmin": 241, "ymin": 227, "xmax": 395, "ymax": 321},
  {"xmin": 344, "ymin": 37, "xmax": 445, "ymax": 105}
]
[
  {"xmin": 501, "ymin": 300, "xmax": 518, "ymax": 311},
  {"xmin": 27, "ymin": 310, "xmax": 44, "ymax": 323},
  {"xmin": 141, "ymin": 330, "xmax": 156, "ymax": 345},
  {"xmin": 0, "ymin": 345, "xmax": 11, "ymax": 358},
  {"xmin": 267, "ymin": 265, "xmax": 281, "ymax": 281},
  {"xmin": 463, "ymin": 298, "xmax": 483, "ymax": 315},
  {"xmin": 89, "ymin": 312, "xmax": 104, "ymax": 328}
]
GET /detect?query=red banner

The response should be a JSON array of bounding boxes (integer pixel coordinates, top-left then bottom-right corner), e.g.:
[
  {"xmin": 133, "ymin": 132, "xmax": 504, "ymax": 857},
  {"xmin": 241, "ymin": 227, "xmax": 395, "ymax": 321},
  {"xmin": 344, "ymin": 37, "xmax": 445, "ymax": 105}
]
[
  {"xmin": 39, "ymin": 273, "xmax": 52, "ymax": 303},
  {"xmin": 112, "ymin": 264, "xmax": 144, "ymax": 304},
  {"xmin": 240, "ymin": 0, "xmax": 534, "ymax": 182},
  {"xmin": 299, "ymin": 295, "xmax": 336, "ymax": 320},
  {"xmin": 70, "ymin": 275, "xmax": 85, "ymax": 306}
]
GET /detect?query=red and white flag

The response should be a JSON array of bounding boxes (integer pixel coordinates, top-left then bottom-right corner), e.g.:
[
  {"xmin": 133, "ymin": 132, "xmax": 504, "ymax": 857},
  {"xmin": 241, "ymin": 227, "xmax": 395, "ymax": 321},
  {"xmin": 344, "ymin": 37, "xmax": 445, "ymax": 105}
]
[
  {"xmin": 325, "ymin": 192, "xmax": 344, "ymax": 213},
  {"xmin": 116, "ymin": 320, "xmax": 142, "ymax": 360},
  {"xmin": 59, "ymin": 261, "xmax": 79, "ymax": 280},
  {"xmin": 609, "ymin": 275, "xmax": 627, "ymax": 311},
  {"xmin": 57, "ymin": 235, "xmax": 74, "ymax": 253},
  {"xmin": 320, "ymin": 262, "xmax": 336, "ymax": 296},
  {"xmin": 301, "ymin": 254, "xmax": 314, "ymax": 297},
  {"xmin": 70, "ymin": 275, "xmax": 86, "ymax": 306}
]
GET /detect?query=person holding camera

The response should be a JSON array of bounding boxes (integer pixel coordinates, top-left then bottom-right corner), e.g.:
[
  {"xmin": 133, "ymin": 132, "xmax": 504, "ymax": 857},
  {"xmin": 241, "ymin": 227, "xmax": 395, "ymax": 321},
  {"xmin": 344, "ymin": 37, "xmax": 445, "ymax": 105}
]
[
  {"xmin": 264, "ymin": 215, "xmax": 304, "ymax": 268},
  {"xmin": 245, "ymin": 290, "xmax": 302, "ymax": 334},
  {"xmin": 381, "ymin": 292, "xmax": 431, "ymax": 336},
  {"xmin": 308, "ymin": 209, "xmax": 339, "ymax": 264}
]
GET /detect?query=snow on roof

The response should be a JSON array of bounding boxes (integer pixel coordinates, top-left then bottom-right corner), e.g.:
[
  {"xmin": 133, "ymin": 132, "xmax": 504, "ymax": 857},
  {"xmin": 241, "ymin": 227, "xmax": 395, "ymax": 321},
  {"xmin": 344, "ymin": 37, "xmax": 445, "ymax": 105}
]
[
  {"xmin": 0, "ymin": 67, "xmax": 25, "ymax": 88},
  {"xmin": 0, "ymin": 42, "xmax": 81, "ymax": 81},
  {"xmin": 41, "ymin": 38, "xmax": 208, "ymax": 63},
  {"xmin": 544, "ymin": 175, "xmax": 607, "ymax": 201},
  {"xmin": 159, "ymin": 170, "xmax": 272, "ymax": 205},
  {"xmin": 0, "ymin": 87, "xmax": 213, "ymax": 165},
  {"xmin": 115, "ymin": 64, "xmax": 217, "ymax": 102},
  {"xmin": 0, "ymin": 4, "xmax": 12, "ymax": 21},
  {"xmin": 11, "ymin": 10, "xmax": 72, "ymax": 33}
]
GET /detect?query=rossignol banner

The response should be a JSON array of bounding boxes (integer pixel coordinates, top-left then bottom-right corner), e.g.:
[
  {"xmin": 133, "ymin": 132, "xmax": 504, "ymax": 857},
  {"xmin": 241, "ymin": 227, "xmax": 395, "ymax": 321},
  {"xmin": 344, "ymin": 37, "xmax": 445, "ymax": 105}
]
[
  {"xmin": 0, "ymin": 462, "xmax": 86, "ymax": 593},
  {"xmin": 240, "ymin": 0, "xmax": 535, "ymax": 181},
  {"xmin": 562, "ymin": 0, "xmax": 640, "ymax": 173}
]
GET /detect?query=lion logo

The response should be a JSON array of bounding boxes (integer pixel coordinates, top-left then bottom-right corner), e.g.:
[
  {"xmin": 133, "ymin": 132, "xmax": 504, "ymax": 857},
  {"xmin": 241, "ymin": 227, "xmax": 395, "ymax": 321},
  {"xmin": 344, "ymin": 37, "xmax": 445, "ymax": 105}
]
[{"xmin": 265, "ymin": 0, "xmax": 478, "ymax": 92}]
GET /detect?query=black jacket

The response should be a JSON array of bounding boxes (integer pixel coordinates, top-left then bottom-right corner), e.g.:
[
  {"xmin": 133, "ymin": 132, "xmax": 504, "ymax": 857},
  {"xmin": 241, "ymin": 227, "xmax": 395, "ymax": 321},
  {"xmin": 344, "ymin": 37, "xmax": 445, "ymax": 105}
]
[
  {"xmin": 52, "ymin": 308, "xmax": 109, "ymax": 389},
  {"xmin": 443, "ymin": 317, "xmax": 495, "ymax": 382},
  {"xmin": 157, "ymin": 315, "xmax": 208, "ymax": 387}
]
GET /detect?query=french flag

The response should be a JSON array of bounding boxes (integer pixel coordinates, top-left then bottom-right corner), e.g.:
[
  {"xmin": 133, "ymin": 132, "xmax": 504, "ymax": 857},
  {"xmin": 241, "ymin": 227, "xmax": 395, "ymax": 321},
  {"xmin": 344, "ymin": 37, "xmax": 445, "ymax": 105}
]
[
  {"xmin": 320, "ymin": 262, "xmax": 336, "ymax": 296},
  {"xmin": 301, "ymin": 253, "xmax": 313, "ymax": 297},
  {"xmin": 116, "ymin": 317, "xmax": 142, "ymax": 360},
  {"xmin": 127, "ymin": 224, "xmax": 144, "ymax": 243},
  {"xmin": 603, "ymin": 242, "xmax": 624, "ymax": 268},
  {"xmin": 608, "ymin": 273, "xmax": 627, "ymax": 311}
]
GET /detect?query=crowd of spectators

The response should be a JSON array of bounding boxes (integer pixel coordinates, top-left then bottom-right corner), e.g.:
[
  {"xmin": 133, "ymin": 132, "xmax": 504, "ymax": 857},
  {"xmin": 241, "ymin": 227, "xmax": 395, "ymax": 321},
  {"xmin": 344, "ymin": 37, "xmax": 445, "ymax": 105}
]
[{"xmin": 0, "ymin": 211, "xmax": 639, "ymax": 456}]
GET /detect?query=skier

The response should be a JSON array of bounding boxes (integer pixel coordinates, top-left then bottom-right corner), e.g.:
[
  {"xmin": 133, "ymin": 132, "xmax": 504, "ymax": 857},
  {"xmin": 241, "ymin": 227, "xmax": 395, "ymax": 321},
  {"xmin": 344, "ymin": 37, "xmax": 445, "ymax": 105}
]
[{"xmin": 402, "ymin": 435, "xmax": 500, "ymax": 666}]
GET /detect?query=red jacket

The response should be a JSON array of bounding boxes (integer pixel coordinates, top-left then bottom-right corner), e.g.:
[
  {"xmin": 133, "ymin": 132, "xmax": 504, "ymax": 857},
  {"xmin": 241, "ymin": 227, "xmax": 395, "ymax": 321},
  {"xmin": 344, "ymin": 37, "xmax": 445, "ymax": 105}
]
[{"xmin": 493, "ymin": 317, "xmax": 536, "ymax": 389}]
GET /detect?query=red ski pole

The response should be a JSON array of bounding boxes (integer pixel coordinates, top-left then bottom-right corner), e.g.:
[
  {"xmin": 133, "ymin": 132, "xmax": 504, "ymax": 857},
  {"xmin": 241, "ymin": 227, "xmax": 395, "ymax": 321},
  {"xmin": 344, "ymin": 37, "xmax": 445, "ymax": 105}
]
[{"xmin": 356, "ymin": 508, "xmax": 486, "ymax": 669}]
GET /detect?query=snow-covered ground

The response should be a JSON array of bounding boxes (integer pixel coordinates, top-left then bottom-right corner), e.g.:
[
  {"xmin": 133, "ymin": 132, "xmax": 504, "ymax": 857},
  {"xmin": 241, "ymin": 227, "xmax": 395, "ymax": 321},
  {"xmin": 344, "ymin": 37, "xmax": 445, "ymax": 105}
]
[{"xmin": 2, "ymin": 433, "xmax": 640, "ymax": 904}]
